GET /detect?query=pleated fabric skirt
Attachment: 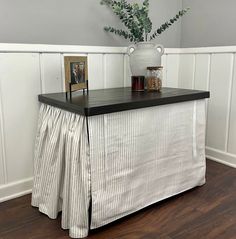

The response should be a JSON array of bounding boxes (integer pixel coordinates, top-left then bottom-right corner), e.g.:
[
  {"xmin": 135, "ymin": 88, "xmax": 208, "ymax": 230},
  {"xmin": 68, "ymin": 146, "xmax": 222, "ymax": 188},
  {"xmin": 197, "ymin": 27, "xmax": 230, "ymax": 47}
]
[
  {"xmin": 31, "ymin": 104, "xmax": 90, "ymax": 238},
  {"xmin": 32, "ymin": 99, "xmax": 206, "ymax": 238}
]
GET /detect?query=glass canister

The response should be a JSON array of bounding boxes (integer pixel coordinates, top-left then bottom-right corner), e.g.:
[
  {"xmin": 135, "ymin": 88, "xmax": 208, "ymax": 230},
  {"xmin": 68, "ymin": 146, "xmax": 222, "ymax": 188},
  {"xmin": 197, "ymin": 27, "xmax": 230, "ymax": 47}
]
[{"xmin": 146, "ymin": 66, "xmax": 163, "ymax": 92}]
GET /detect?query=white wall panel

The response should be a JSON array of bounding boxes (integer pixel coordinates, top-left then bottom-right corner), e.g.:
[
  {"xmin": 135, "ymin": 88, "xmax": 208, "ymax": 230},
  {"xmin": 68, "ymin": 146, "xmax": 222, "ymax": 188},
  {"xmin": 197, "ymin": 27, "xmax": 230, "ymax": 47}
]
[
  {"xmin": 178, "ymin": 54, "xmax": 195, "ymax": 89},
  {"xmin": 166, "ymin": 54, "xmax": 179, "ymax": 87},
  {"xmin": 0, "ymin": 53, "xmax": 41, "ymax": 183},
  {"xmin": 40, "ymin": 53, "xmax": 63, "ymax": 94},
  {"xmin": 105, "ymin": 54, "xmax": 124, "ymax": 88},
  {"xmin": 206, "ymin": 53, "xmax": 234, "ymax": 151},
  {"xmin": 0, "ymin": 120, "xmax": 5, "ymax": 185},
  {"xmin": 124, "ymin": 55, "xmax": 132, "ymax": 87},
  {"xmin": 0, "ymin": 82, "xmax": 6, "ymax": 185},
  {"xmin": 161, "ymin": 55, "xmax": 167, "ymax": 86},
  {"xmin": 0, "ymin": 152, "xmax": 5, "ymax": 184},
  {"xmin": 228, "ymin": 55, "xmax": 236, "ymax": 154},
  {"xmin": 88, "ymin": 54, "xmax": 104, "ymax": 90},
  {"xmin": 194, "ymin": 54, "xmax": 211, "ymax": 90}
]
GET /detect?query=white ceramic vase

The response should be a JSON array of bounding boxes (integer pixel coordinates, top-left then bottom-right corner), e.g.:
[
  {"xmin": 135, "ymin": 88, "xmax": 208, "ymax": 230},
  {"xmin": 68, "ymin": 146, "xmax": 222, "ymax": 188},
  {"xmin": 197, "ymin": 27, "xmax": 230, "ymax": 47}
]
[{"xmin": 127, "ymin": 42, "xmax": 164, "ymax": 76}]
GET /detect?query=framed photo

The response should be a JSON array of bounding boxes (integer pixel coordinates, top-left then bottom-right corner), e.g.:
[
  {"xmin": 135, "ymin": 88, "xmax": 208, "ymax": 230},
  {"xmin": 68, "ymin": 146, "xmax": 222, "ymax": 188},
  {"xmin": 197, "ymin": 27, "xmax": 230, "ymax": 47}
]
[{"xmin": 64, "ymin": 56, "xmax": 88, "ymax": 92}]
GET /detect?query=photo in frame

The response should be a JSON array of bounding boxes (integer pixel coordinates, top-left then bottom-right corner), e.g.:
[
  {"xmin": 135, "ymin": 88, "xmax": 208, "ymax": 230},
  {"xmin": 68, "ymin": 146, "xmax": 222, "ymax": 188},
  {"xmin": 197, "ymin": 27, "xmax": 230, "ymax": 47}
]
[{"xmin": 64, "ymin": 56, "xmax": 88, "ymax": 92}]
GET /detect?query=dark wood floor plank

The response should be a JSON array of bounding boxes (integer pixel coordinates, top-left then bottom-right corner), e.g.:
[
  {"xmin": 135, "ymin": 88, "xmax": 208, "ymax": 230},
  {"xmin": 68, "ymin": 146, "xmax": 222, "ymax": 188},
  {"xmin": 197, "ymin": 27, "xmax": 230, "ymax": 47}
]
[{"xmin": 0, "ymin": 159, "xmax": 235, "ymax": 239}]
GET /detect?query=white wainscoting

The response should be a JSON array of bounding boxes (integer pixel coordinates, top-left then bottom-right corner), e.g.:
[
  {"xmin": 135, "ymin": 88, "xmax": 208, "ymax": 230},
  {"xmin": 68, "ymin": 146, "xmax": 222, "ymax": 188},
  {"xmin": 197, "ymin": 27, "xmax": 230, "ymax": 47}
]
[
  {"xmin": 0, "ymin": 43, "xmax": 235, "ymax": 203},
  {"xmin": 178, "ymin": 47, "xmax": 236, "ymax": 169},
  {"xmin": 0, "ymin": 44, "xmax": 176, "ymax": 202}
]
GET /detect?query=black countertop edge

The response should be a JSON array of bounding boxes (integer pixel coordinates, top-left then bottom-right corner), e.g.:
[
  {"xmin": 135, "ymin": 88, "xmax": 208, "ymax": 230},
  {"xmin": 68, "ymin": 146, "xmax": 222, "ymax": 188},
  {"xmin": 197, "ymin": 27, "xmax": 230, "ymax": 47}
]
[
  {"xmin": 38, "ymin": 91, "xmax": 210, "ymax": 117},
  {"xmin": 38, "ymin": 95, "xmax": 86, "ymax": 115}
]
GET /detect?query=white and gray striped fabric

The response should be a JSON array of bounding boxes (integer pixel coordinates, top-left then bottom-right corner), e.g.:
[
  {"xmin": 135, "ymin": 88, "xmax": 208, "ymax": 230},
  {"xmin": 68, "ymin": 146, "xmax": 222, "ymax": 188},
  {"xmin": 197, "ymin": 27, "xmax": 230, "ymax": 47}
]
[
  {"xmin": 32, "ymin": 100, "xmax": 206, "ymax": 238},
  {"xmin": 31, "ymin": 104, "xmax": 90, "ymax": 238},
  {"xmin": 88, "ymin": 99, "xmax": 206, "ymax": 228}
]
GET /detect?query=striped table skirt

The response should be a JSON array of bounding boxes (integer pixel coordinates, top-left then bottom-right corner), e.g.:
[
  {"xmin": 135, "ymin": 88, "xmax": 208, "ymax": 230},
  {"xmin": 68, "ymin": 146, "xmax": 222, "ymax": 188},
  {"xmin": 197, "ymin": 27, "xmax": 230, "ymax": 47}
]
[{"xmin": 31, "ymin": 100, "xmax": 206, "ymax": 238}]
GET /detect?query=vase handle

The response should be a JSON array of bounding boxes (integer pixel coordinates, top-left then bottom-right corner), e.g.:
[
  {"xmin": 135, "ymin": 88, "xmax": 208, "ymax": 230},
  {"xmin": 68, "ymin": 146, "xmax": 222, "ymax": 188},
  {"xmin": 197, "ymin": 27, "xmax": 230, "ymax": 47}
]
[
  {"xmin": 155, "ymin": 44, "xmax": 165, "ymax": 55},
  {"xmin": 127, "ymin": 44, "xmax": 136, "ymax": 56}
]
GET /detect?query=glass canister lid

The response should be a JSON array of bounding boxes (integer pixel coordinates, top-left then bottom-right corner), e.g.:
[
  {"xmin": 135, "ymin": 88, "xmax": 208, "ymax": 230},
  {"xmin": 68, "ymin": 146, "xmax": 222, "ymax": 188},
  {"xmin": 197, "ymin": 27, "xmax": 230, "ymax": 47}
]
[{"xmin": 147, "ymin": 66, "xmax": 163, "ymax": 70}]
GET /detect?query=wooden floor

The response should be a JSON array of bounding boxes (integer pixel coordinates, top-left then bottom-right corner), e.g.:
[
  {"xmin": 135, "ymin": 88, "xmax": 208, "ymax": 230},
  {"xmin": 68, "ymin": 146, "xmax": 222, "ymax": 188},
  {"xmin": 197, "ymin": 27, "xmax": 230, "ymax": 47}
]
[{"xmin": 0, "ymin": 160, "xmax": 235, "ymax": 239}]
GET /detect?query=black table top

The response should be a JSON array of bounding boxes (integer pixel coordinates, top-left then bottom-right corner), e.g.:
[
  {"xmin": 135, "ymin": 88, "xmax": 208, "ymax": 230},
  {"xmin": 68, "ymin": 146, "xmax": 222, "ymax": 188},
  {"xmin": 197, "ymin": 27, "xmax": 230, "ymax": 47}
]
[{"xmin": 38, "ymin": 87, "xmax": 210, "ymax": 117}]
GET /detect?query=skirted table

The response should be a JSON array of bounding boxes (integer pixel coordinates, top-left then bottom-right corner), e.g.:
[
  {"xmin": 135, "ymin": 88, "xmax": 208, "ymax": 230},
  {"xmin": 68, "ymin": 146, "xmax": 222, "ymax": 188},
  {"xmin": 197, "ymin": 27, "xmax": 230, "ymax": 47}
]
[{"xmin": 31, "ymin": 87, "xmax": 209, "ymax": 238}]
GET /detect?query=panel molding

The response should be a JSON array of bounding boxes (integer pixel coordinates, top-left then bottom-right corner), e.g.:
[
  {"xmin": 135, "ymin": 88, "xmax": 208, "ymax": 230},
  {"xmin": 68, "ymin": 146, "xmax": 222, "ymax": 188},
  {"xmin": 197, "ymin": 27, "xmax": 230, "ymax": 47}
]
[
  {"xmin": 0, "ymin": 43, "xmax": 181, "ymax": 54},
  {"xmin": 3, "ymin": 43, "xmax": 236, "ymax": 54},
  {"xmin": 180, "ymin": 46, "xmax": 236, "ymax": 54},
  {"xmin": 0, "ymin": 43, "xmax": 127, "ymax": 54}
]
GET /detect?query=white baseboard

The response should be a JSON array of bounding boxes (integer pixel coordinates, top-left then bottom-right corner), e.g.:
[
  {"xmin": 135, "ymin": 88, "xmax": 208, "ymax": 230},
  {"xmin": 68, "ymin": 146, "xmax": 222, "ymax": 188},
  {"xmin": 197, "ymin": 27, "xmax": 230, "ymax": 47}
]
[
  {"xmin": 206, "ymin": 147, "xmax": 236, "ymax": 168},
  {"xmin": 0, "ymin": 146, "xmax": 235, "ymax": 204},
  {"xmin": 0, "ymin": 177, "xmax": 33, "ymax": 203}
]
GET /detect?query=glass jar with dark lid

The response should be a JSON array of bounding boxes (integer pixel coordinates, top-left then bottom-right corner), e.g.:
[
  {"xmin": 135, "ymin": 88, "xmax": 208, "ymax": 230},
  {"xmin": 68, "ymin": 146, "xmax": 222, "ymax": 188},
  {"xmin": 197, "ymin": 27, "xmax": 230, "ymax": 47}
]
[{"xmin": 146, "ymin": 66, "xmax": 163, "ymax": 92}]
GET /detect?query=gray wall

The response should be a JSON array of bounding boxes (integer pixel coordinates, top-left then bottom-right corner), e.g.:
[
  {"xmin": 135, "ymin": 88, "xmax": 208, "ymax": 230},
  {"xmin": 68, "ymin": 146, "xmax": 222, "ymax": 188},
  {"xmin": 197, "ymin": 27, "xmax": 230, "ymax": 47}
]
[
  {"xmin": 182, "ymin": 0, "xmax": 236, "ymax": 47},
  {"xmin": 0, "ymin": 0, "xmax": 182, "ymax": 47}
]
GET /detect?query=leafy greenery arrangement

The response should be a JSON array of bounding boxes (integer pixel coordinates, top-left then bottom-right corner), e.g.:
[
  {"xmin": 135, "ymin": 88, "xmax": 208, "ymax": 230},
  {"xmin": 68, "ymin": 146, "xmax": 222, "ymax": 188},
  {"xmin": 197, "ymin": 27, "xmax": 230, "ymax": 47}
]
[{"xmin": 100, "ymin": 0, "xmax": 189, "ymax": 43}]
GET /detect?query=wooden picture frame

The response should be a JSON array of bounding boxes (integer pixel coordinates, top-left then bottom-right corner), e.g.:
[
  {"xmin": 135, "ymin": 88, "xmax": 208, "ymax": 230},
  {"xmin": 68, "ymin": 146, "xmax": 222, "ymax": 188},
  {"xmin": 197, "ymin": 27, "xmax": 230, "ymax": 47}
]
[{"xmin": 64, "ymin": 56, "xmax": 88, "ymax": 92}]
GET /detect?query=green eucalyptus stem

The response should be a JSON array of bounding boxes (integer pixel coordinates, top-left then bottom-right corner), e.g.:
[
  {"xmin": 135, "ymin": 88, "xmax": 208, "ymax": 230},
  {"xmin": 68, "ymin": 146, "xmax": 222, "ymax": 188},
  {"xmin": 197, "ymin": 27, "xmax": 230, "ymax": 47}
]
[
  {"xmin": 101, "ymin": 0, "xmax": 151, "ymax": 42},
  {"xmin": 150, "ymin": 8, "xmax": 190, "ymax": 41},
  {"xmin": 104, "ymin": 26, "xmax": 135, "ymax": 42},
  {"xmin": 100, "ymin": 0, "xmax": 189, "ymax": 43}
]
